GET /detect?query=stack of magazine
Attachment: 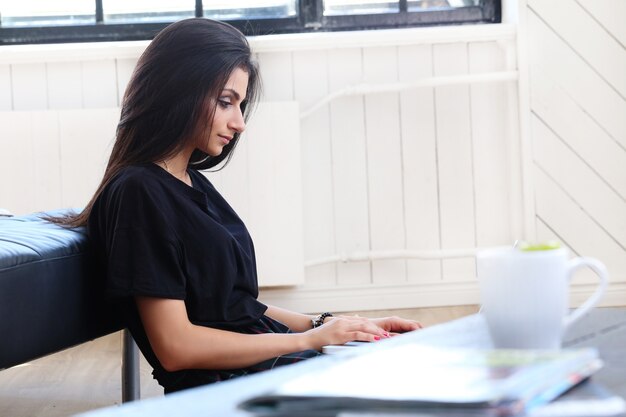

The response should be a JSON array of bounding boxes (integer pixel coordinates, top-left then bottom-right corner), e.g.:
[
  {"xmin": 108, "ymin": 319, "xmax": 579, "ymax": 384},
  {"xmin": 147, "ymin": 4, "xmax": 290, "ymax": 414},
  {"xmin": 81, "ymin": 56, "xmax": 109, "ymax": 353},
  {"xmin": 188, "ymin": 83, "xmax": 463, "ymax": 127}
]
[{"xmin": 240, "ymin": 344, "xmax": 603, "ymax": 416}]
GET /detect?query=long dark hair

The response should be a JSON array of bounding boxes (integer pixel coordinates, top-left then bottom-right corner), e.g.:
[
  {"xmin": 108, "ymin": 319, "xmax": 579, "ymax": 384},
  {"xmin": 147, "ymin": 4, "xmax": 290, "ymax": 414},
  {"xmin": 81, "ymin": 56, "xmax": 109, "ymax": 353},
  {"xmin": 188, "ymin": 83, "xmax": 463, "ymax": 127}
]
[{"xmin": 50, "ymin": 18, "xmax": 260, "ymax": 227}]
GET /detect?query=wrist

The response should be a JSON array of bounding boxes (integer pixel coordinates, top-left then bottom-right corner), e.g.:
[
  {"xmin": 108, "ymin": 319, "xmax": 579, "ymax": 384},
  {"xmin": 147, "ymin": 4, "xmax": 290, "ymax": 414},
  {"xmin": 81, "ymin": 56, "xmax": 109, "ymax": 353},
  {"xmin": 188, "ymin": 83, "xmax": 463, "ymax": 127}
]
[
  {"xmin": 296, "ymin": 332, "xmax": 313, "ymax": 351},
  {"xmin": 311, "ymin": 312, "xmax": 333, "ymax": 329}
]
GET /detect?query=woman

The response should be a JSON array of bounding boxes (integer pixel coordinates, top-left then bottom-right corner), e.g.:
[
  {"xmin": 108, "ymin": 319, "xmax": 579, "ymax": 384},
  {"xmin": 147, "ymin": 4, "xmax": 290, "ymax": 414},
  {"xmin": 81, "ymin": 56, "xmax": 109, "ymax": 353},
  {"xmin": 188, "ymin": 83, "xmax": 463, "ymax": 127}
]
[{"xmin": 52, "ymin": 18, "xmax": 422, "ymax": 393}]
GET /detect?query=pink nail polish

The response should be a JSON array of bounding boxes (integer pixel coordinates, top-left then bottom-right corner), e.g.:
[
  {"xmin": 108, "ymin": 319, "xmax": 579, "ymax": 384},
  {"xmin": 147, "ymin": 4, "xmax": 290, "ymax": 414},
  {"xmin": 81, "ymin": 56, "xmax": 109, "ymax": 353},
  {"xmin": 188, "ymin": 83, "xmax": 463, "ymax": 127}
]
[{"xmin": 374, "ymin": 336, "xmax": 381, "ymax": 341}]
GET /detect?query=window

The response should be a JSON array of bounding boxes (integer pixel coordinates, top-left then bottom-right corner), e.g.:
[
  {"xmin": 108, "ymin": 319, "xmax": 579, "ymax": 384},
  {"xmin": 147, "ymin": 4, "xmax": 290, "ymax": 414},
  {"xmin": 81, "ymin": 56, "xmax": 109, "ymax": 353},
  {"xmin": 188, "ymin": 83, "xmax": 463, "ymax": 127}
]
[{"xmin": 0, "ymin": 0, "xmax": 500, "ymax": 45}]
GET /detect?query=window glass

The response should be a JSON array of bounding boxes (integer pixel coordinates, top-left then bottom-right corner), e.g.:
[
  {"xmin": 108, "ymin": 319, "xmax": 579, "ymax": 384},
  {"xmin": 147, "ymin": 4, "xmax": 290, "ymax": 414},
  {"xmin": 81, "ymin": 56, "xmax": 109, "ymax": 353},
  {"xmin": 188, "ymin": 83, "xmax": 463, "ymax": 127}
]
[
  {"xmin": 408, "ymin": 0, "xmax": 480, "ymax": 11},
  {"xmin": 323, "ymin": 0, "xmax": 399, "ymax": 16},
  {"xmin": 204, "ymin": 0, "xmax": 296, "ymax": 20},
  {"xmin": 0, "ymin": 0, "xmax": 94, "ymax": 27},
  {"xmin": 103, "ymin": 0, "xmax": 194, "ymax": 24}
]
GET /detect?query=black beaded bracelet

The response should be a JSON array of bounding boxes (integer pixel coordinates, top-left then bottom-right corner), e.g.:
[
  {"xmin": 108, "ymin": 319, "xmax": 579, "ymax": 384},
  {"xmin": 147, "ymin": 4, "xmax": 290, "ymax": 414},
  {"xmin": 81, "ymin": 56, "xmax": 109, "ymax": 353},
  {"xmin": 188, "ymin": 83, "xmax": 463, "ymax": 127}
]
[{"xmin": 311, "ymin": 312, "xmax": 333, "ymax": 328}]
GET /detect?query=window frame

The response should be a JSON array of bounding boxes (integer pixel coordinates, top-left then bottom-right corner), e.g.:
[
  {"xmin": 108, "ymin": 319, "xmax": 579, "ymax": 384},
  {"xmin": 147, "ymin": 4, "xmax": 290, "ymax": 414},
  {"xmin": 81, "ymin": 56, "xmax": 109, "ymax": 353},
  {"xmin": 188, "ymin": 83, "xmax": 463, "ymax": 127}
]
[{"xmin": 0, "ymin": 0, "xmax": 501, "ymax": 45}]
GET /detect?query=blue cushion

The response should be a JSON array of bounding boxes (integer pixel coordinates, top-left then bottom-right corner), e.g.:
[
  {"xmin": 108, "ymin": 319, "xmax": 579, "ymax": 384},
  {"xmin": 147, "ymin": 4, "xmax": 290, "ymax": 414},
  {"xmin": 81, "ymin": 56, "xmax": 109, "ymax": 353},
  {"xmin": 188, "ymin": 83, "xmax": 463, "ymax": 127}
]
[{"xmin": 0, "ymin": 210, "xmax": 122, "ymax": 370}]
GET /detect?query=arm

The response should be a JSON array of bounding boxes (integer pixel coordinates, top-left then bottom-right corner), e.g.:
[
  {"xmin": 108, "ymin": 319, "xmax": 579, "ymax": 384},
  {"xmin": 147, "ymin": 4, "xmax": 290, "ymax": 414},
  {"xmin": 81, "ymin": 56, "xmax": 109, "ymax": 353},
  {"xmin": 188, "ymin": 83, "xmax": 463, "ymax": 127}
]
[
  {"xmin": 264, "ymin": 304, "xmax": 316, "ymax": 332},
  {"xmin": 135, "ymin": 296, "xmax": 388, "ymax": 372},
  {"xmin": 265, "ymin": 304, "xmax": 423, "ymax": 335}
]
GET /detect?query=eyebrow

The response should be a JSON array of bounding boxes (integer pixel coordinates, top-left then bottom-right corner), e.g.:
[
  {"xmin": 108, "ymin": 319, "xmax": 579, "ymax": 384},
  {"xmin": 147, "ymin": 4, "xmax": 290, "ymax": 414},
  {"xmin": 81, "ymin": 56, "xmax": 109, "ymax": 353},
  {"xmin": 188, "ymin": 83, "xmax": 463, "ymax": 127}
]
[{"xmin": 221, "ymin": 88, "xmax": 242, "ymax": 101}]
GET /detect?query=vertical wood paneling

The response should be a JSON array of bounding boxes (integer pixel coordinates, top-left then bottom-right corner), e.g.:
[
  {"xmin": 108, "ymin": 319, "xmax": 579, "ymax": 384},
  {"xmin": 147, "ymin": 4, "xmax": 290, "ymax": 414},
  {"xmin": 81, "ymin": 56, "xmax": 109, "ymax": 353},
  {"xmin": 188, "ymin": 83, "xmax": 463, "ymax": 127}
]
[
  {"xmin": 31, "ymin": 113, "xmax": 62, "ymax": 212},
  {"xmin": 398, "ymin": 44, "xmax": 442, "ymax": 282},
  {"xmin": 0, "ymin": 112, "xmax": 37, "ymax": 214},
  {"xmin": 82, "ymin": 60, "xmax": 118, "ymax": 108},
  {"xmin": 256, "ymin": 52, "xmax": 294, "ymax": 101},
  {"xmin": 11, "ymin": 63, "xmax": 48, "ymax": 110},
  {"xmin": 210, "ymin": 136, "xmax": 250, "ymax": 224},
  {"xmin": 528, "ymin": 0, "xmax": 626, "ymax": 98},
  {"xmin": 47, "ymin": 62, "xmax": 83, "ymax": 109},
  {"xmin": 244, "ymin": 102, "xmax": 304, "ymax": 286},
  {"xmin": 115, "ymin": 57, "xmax": 139, "ymax": 106},
  {"xmin": 1, "ymin": 30, "xmax": 531, "ymax": 299},
  {"xmin": 293, "ymin": 49, "xmax": 337, "ymax": 286},
  {"xmin": 468, "ymin": 42, "xmax": 512, "ymax": 247},
  {"xmin": 433, "ymin": 43, "xmax": 476, "ymax": 281},
  {"xmin": 0, "ymin": 65, "xmax": 12, "ymax": 110},
  {"xmin": 363, "ymin": 46, "xmax": 407, "ymax": 284},
  {"xmin": 528, "ymin": 11, "xmax": 626, "ymax": 148},
  {"xmin": 0, "ymin": 111, "xmax": 62, "ymax": 214},
  {"xmin": 328, "ymin": 48, "xmax": 371, "ymax": 286},
  {"xmin": 201, "ymin": 103, "xmax": 305, "ymax": 287},
  {"xmin": 58, "ymin": 109, "xmax": 118, "ymax": 209}
]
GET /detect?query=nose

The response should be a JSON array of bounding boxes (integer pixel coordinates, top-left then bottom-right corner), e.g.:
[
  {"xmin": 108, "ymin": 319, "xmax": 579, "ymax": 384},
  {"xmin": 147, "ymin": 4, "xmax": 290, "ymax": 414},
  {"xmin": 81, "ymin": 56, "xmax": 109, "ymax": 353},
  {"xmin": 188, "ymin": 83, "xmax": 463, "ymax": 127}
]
[{"xmin": 228, "ymin": 108, "xmax": 246, "ymax": 133}]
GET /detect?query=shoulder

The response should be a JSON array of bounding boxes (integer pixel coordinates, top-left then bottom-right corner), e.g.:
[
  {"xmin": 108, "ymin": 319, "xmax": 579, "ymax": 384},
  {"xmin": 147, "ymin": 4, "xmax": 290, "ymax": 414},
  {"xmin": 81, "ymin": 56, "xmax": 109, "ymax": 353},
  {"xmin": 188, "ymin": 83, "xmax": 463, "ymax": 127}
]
[
  {"xmin": 93, "ymin": 165, "xmax": 176, "ymax": 232},
  {"xmin": 106, "ymin": 165, "xmax": 169, "ymax": 200},
  {"xmin": 111, "ymin": 164, "xmax": 162, "ymax": 190},
  {"xmin": 95, "ymin": 164, "xmax": 178, "ymax": 221}
]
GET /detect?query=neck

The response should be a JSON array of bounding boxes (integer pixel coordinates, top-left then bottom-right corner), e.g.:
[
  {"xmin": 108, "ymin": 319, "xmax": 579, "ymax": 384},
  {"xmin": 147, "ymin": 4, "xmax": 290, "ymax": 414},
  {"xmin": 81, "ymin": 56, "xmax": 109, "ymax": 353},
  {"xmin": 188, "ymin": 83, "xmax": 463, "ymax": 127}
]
[{"xmin": 158, "ymin": 152, "xmax": 193, "ymax": 186}]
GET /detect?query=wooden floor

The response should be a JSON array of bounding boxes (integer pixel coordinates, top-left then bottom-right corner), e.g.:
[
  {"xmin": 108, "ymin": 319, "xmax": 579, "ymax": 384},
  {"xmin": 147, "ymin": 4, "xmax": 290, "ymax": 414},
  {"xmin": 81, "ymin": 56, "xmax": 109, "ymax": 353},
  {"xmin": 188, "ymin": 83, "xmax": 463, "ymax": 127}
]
[{"xmin": 0, "ymin": 305, "xmax": 478, "ymax": 417}]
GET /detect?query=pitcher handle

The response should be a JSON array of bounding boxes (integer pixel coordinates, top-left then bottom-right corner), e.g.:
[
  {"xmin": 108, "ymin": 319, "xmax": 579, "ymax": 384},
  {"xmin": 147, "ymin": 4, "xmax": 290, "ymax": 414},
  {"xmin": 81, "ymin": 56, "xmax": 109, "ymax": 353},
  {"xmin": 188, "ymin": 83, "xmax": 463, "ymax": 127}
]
[{"xmin": 563, "ymin": 257, "xmax": 609, "ymax": 329}]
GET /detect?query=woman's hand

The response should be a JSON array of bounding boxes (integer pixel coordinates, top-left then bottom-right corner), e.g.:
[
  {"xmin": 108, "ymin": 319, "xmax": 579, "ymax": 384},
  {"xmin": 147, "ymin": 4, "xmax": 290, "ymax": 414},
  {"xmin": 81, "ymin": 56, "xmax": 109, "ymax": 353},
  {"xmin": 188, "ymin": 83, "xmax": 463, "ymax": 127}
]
[
  {"xmin": 335, "ymin": 315, "xmax": 423, "ymax": 336},
  {"xmin": 368, "ymin": 316, "xmax": 423, "ymax": 336},
  {"xmin": 303, "ymin": 316, "xmax": 389, "ymax": 351}
]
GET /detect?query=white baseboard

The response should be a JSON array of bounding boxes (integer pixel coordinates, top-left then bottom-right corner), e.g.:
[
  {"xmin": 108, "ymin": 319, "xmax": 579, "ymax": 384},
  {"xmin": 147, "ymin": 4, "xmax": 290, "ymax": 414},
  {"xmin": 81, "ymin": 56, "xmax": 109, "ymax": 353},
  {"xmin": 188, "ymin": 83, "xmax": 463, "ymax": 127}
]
[{"xmin": 259, "ymin": 281, "xmax": 626, "ymax": 314}]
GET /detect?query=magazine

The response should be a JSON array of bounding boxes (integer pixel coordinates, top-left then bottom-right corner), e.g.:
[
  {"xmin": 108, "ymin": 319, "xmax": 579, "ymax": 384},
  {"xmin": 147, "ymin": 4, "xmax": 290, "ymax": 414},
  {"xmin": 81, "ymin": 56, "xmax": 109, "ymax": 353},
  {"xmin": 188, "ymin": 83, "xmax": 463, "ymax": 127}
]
[{"xmin": 240, "ymin": 344, "xmax": 602, "ymax": 417}]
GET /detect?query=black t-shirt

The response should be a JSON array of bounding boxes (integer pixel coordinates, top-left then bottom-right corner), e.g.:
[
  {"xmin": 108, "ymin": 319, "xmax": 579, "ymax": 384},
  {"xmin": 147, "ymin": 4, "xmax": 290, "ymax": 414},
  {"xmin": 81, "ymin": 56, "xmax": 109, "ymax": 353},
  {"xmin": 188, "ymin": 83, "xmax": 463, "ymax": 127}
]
[{"xmin": 89, "ymin": 163, "xmax": 268, "ymax": 384}]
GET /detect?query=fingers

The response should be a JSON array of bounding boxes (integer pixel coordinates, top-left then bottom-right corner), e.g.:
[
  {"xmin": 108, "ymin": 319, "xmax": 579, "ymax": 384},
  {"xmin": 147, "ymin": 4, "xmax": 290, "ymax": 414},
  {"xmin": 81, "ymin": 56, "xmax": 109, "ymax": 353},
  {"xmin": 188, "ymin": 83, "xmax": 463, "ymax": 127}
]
[
  {"xmin": 340, "ymin": 317, "xmax": 387, "ymax": 338},
  {"xmin": 306, "ymin": 315, "xmax": 423, "ymax": 351},
  {"xmin": 372, "ymin": 316, "xmax": 424, "ymax": 333},
  {"xmin": 312, "ymin": 317, "xmax": 389, "ymax": 347}
]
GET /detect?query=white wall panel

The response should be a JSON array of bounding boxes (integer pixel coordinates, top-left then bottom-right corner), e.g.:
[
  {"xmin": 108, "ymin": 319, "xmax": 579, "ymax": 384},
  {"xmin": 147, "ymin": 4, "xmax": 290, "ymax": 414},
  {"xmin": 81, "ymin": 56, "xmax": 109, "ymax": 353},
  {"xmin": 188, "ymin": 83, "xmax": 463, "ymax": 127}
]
[
  {"xmin": 82, "ymin": 60, "xmax": 118, "ymax": 108},
  {"xmin": 293, "ymin": 49, "xmax": 337, "ymax": 286},
  {"xmin": 528, "ymin": 0, "xmax": 626, "ymax": 288},
  {"xmin": 0, "ymin": 65, "xmax": 12, "ymax": 110},
  {"xmin": 243, "ymin": 102, "xmax": 304, "ymax": 286},
  {"xmin": 398, "ymin": 44, "xmax": 442, "ymax": 283},
  {"xmin": 1, "ymin": 112, "xmax": 38, "ymax": 213},
  {"xmin": 206, "ymin": 136, "xmax": 250, "ymax": 226},
  {"xmin": 363, "ymin": 46, "xmax": 407, "ymax": 284},
  {"xmin": 207, "ymin": 102, "xmax": 304, "ymax": 286},
  {"xmin": 328, "ymin": 48, "xmax": 371, "ymax": 286},
  {"xmin": 11, "ymin": 63, "xmax": 47, "ymax": 110},
  {"xmin": 433, "ymin": 43, "xmax": 476, "ymax": 281},
  {"xmin": 531, "ymin": 116, "xmax": 626, "ymax": 247},
  {"xmin": 1, "ymin": 26, "xmax": 547, "ymax": 306},
  {"xmin": 116, "ymin": 57, "xmax": 139, "ymax": 106},
  {"xmin": 528, "ymin": 0, "xmax": 626, "ymax": 98},
  {"xmin": 58, "ymin": 109, "xmax": 118, "ymax": 209},
  {"xmin": 31, "ymin": 113, "xmax": 63, "ymax": 212},
  {"xmin": 47, "ymin": 62, "xmax": 82, "ymax": 109},
  {"xmin": 468, "ymin": 42, "xmax": 512, "ymax": 248},
  {"xmin": 534, "ymin": 168, "xmax": 626, "ymax": 284},
  {"xmin": 531, "ymin": 73, "xmax": 626, "ymax": 200},
  {"xmin": 577, "ymin": 0, "xmax": 626, "ymax": 47},
  {"xmin": 528, "ymin": 11, "xmax": 626, "ymax": 148},
  {"xmin": 256, "ymin": 52, "xmax": 293, "ymax": 101},
  {"xmin": 0, "ymin": 111, "xmax": 62, "ymax": 214}
]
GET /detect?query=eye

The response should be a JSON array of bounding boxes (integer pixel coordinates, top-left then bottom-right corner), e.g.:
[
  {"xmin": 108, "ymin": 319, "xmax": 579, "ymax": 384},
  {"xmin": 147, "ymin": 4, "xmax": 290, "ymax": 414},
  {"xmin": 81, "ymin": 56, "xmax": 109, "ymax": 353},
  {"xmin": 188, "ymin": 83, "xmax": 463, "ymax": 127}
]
[{"xmin": 218, "ymin": 97, "xmax": 232, "ymax": 108}]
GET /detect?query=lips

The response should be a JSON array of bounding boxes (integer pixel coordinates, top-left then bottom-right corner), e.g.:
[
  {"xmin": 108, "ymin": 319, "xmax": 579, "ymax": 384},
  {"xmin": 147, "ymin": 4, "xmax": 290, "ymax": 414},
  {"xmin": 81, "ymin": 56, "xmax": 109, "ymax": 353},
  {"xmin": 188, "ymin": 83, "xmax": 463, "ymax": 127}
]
[{"xmin": 218, "ymin": 135, "xmax": 232, "ymax": 145}]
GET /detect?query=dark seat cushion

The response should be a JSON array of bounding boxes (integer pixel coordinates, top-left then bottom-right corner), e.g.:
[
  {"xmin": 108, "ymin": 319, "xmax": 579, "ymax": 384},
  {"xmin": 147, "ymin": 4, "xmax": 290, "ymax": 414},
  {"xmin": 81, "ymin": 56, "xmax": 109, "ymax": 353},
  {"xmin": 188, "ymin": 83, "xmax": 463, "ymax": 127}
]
[{"xmin": 0, "ymin": 211, "xmax": 123, "ymax": 370}]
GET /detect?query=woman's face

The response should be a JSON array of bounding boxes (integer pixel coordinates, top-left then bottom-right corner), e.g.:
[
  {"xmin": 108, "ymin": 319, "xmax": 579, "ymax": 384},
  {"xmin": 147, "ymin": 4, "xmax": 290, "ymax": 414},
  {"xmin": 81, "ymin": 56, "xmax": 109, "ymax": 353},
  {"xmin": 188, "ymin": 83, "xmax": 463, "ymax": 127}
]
[{"xmin": 201, "ymin": 67, "xmax": 249, "ymax": 157}]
